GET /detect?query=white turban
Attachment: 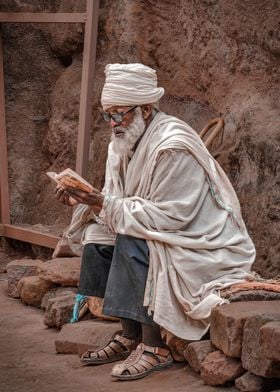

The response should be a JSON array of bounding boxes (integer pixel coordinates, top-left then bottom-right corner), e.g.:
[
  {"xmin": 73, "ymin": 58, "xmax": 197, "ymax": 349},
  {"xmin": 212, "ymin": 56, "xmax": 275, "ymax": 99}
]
[{"xmin": 101, "ymin": 63, "xmax": 165, "ymax": 110}]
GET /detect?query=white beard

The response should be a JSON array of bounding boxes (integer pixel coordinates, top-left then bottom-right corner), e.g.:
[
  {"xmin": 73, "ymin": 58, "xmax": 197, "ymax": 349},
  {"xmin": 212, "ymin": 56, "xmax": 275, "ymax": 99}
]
[{"xmin": 111, "ymin": 107, "xmax": 146, "ymax": 156}]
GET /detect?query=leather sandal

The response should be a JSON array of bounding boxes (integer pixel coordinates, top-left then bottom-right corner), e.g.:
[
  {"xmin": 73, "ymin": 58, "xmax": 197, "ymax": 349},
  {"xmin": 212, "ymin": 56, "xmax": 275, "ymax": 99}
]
[
  {"xmin": 111, "ymin": 343, "xmax": 173, "ymax": 380},
  {"xmin": 80, "ymin": 330, "xmax": 139, "ymax": 366}
]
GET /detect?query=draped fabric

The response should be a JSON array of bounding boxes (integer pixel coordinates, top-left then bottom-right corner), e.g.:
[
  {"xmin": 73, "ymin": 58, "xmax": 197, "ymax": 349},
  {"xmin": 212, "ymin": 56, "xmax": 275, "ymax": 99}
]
[
  {"xmin": 101, "ymin": 63, "xmax": 165, "ymax": 110},
  {"xmin": 66, "ymin": 112, "xmax": 255, "ymax": 340}
]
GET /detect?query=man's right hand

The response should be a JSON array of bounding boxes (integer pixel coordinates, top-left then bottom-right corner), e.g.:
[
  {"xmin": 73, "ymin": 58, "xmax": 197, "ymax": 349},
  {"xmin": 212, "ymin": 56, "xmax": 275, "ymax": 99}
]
[{"xmin": 55, "ymin": 185, "xmax": 78, "ymax": 206}]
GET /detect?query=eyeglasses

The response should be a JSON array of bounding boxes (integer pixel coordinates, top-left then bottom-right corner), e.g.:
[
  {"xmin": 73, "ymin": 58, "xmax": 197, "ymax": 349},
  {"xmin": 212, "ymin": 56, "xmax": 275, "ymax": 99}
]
[{"xmin": 101, "ymin": 106, "xmax": 138, "ymax": 123}]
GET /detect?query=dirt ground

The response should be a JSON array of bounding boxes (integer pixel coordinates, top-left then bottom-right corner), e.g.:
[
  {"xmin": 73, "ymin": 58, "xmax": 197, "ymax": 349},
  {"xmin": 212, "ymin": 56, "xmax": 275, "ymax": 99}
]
[{"xmin": 0, "ymin": 252, "xmax": 237, "ymax": 392}]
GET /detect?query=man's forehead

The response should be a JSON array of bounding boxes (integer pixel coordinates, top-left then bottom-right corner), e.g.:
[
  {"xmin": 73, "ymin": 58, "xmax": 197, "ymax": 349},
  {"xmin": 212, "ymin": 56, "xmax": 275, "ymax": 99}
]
[{"xmin": 105, "ymin": 105, "xmax": 134, "ymax": 113}]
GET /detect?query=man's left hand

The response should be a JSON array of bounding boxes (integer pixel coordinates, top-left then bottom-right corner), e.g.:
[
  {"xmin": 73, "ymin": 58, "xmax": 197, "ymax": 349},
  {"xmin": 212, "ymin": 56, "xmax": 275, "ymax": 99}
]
[{"xmin": 66, "ymin": 187, "xmax": 104, "ymax": 215}]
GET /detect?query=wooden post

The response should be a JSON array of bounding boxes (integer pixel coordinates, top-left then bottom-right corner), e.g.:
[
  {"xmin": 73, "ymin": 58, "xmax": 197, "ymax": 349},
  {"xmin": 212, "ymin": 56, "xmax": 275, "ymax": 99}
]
[
  {"xmin": 0, "ymin": 30, "xmax": 10, "ymax": 224},
  {"xmin": 75, "ymin": 0, "xmax": 99, "ymax": 178}
]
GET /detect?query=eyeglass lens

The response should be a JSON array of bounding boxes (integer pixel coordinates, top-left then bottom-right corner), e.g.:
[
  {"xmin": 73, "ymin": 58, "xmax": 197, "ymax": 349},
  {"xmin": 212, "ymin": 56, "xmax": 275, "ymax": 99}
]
[{"xmin": 101, "ymin": 106, "xmax": 137, "ymax": 123}]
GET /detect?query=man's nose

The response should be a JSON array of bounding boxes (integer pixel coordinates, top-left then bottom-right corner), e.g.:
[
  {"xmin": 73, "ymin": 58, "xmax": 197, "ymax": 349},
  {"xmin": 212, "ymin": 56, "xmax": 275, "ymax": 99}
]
[{"xmin": 110, "ymin": 118, "xmax": 119, "ymax": 127}]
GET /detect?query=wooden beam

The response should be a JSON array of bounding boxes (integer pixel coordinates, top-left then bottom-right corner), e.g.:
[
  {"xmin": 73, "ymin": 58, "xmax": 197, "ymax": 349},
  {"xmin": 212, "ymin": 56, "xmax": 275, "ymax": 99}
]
[
  {"xmin": 0, "ymin": 224, "xmax": 60, "ymax": 248},
  {"xmin": 0, "ymin": 31, "xmax": 10, "ymax": 224},
  {"xmin": 75, "ymin": 0, "xmax": 99, "ymax": 178},
  {"xmin": 0, "ymin": 12, "xmax": 86, "ymax": 24}
]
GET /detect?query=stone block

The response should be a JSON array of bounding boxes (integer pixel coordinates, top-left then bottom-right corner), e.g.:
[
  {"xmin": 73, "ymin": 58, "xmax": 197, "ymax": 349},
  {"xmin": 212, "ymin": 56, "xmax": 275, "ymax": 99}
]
[
  {"xmin": 44, "ymin": 292, "xmax": 77, "ymax": 328},
  {"xmin": 210, "ymin": 301, "xmax": 280, "ymax": 358},
  {"xmin": 38, "ymin": 257, "xmax": 81, "ymax": 286},
  {"xmin": 242, "ymin": 314, "xmax": 280, "ymax": 378},
  {"xmin": 223, "ymin": 290, "xmax": 280, "ymax": 303},
  {"xmin": 184, "ymin": 340, "xmax": 215, "ymax": 373},
  {"xmin": 200, "ymin": 350, "xmax": 245, "ymax": 386},
  {"xmin": 55, "ymin": 319, "xmax": 121, "ymax": 354},
  {"xmin": 41, "ymin": 287, "xmax": 77, "ymax": 309},
  {"xmin": 6, "ymin": 259, "xmax": 44, "ymax": 298},
  {"xmin": 17, "ymin": 276, "xmax": 57, "ymax": 307},
  {"xmin": 87, "ymin": 296, "xmax": 119, "ymax": 322},
  {"xmin": 235, "ymin": 371, "xmax": 280, "ymax": 392},
  {"xmin": 161, "ymin": 328, "xmax": 189, "ymax": 362},
  {"xmin": 260, "ymin": 321, "xmax": 280, "ymax": 361}
]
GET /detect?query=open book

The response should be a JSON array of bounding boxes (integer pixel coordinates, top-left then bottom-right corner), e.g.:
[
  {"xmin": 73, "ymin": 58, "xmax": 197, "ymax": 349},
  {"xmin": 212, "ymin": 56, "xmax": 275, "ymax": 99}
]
[{"xmin": 46, "ymin": 168, "xmax": 93, "ymax": 193}]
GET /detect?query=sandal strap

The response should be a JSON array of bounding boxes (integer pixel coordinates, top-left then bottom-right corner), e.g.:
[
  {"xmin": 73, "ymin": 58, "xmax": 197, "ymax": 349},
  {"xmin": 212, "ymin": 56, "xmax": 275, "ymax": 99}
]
[
  {"xmin": 82, "ymin": 330, "xmax": 137, "ymax": 360},
  {"xmin": 141, "ymin": 343, "xmax": 171, "ymax": 358},
  {"xmin": 111, "ymin": 343, "xmax": 172, "ymax": 377}
]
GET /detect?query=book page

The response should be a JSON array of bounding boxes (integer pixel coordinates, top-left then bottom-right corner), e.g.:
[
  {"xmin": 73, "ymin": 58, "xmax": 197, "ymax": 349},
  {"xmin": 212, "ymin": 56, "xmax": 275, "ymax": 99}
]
[{"xmin": 46, "ymin": 168, "xmax": 93, "ymax": 193}]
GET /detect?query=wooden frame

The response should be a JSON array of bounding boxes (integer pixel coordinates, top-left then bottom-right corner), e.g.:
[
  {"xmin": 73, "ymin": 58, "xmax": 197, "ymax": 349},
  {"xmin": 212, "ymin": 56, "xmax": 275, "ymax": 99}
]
[{"xmin": 0, "ymin": 0, "xmax": 99, "ymax": 248}]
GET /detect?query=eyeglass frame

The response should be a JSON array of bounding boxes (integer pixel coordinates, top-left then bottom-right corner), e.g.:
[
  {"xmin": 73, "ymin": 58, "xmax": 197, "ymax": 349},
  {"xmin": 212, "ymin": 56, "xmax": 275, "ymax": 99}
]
[{"xmin": 100, "ymin": 105, "xmax": 138, "ymax": 124}]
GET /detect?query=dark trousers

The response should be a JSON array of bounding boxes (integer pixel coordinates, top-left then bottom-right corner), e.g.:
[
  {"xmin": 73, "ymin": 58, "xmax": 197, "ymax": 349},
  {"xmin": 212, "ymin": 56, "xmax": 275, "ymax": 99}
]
[{"xmin": 78, "ymin": 234, "xmax": 155, "ymax": 326}]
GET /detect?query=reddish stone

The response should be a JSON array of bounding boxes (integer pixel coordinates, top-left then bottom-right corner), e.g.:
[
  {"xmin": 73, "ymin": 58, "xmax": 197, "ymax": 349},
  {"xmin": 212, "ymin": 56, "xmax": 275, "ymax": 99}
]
[
  {"xmin": 242, "ymin": 314, "xmax": 280, "ymax": 378},
  {"xmin": 235, "ymin": 371, "xmax": 280, "ymax": 392},
  {"xmin": 17, "ymin": 275, "xmax": 56, "ymax": 307},
  {"xmin": 55, "ymin": 319, "xmax": 121, "ymax": 355},
  {"xmin": 200, "ymin": 350, "xmax": 245, "ymax": 385},
  {"xmin": 38, "ymin": 257, "xmax": 81, "ymax": 286},
  {"xmin": 7, "ymin": 259, "xmax": 44, "ymax": 298},
  {"xmin": 184, "ymin": 340, "xmax": 215, "ymax": 373},
  {"xmin": 44, "ymin": 292, "xmax": 76, "ymax": 328},
  {"xmin": 87, "ymin": 296, "xmax": 119, "ymax": 322},
  {"xmin": 260, "ymin": 321, "xmax": 280, "ymax": 361},
  {"xmin": 210, "ymin": 301, "xmax": 280, "ymax": 358}
]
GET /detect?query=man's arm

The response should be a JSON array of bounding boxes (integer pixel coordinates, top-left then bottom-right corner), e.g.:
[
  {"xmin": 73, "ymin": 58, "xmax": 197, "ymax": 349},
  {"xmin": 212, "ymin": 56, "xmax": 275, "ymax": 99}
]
[{"xmin": 102, "ymin": 150, "xmax": 209, "ymax": 237}]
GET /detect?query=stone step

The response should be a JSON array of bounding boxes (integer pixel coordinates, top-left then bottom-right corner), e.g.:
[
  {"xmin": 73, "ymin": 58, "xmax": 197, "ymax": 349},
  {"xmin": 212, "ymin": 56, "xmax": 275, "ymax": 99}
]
[
  {"xmin": 210, "ymin": 301, "xmax": 280, "ymax": 358},
  {"xmin": 55, "ymin": 319, "xmax": 121, "ymax": 355},
  {"xmin": 38, "ymin": 257, "xmax": 81, "ymax": 286}
]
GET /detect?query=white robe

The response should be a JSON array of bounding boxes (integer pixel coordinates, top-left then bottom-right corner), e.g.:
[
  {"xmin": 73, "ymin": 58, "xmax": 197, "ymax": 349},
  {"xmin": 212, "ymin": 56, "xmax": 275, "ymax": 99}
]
[{"xmin": 67, "ymin": 112, "xmax": 256, "ymax": 340}]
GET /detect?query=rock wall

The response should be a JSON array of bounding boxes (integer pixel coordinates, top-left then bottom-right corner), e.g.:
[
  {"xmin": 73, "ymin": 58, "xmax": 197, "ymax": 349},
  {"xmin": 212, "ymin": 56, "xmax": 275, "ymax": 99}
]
[{"xmin": 1, "ymin": 0, "xmax": 279, "ymax": 276}]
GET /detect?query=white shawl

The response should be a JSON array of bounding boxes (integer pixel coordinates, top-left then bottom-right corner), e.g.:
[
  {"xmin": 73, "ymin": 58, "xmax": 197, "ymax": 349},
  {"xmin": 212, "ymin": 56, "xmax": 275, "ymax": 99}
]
[{"xmin": 68, "ymin": 112, "xmax": 256, "ymax": 339}]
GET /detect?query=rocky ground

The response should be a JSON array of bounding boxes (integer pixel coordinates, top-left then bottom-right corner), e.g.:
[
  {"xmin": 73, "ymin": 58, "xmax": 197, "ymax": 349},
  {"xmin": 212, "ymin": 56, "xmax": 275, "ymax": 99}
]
[{"xmin": 0, "ymin": 249, "xmax": 238, "ymax": 392}]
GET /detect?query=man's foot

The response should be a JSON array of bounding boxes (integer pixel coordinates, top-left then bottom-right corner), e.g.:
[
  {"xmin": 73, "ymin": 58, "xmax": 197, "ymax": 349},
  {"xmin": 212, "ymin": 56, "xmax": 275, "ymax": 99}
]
[
  {"xmin": 80, "ymin": 331, "xmax": 139, "ymax": 366},
  {"xmin": 110, "ymin": 343, "xmax": 173, "ymax": 380}
]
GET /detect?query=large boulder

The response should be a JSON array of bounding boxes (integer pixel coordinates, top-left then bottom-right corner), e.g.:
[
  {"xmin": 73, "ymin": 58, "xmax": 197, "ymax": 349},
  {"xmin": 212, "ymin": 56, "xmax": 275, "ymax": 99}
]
[
  {"xmin": 38, "ymin": 257, "xmax": 81, "ymax": 286},
  {"xmin": 6, "ymin": 259, "xmax": 44, "ymax": 298}
]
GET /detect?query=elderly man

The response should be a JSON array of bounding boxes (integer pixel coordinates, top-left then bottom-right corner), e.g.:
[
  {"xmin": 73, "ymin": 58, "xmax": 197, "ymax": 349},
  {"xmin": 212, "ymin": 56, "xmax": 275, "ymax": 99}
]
[{"xmin": 55, "ymin": 63, "xmax": 255, "ymax": 381}]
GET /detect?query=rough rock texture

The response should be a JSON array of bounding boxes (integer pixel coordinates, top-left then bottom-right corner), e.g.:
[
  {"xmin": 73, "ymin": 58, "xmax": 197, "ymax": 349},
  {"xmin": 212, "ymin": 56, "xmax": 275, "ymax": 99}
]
[
  {"xmin": 241, "ymin": 314, "xmax": 280, "ymax": 378},
  {"xmin": 161, "ymin": 329, "xmax": 189, "ymax": 362},
  {"xmin": 38, "ymin": 257, "xmax": 81, "ymax": 286},
  {"xmin": 210, "ymin": 301, "xmax": 280, "ymax": 358},
  {"xmin": 44, "ymin": 292, "xmax": 76, "ymax": 328},
  {"xmin": 222, "ymin": 290, "xmax": 280, "ymax": 302},
  {"xmin": 235, "ymin": 371, "xmax": 280, "ymax": 392},
  {"xmin": 41, "ymin": 286, "xmax": 77, "ymax": 309},
  {"xmin": 55, "ymin": 319, "xmax": 120, "ymax": 354},
  {"xmin": 17, "ymin": 275, "xmax": 57, "ymax": 307},
  {"xmin": 260, "ymin": 321, "xmax": 280, "ymax": 361},
  {"xmin": 6, "ymin": 259, "xmax": 44, "ymax": 298},
  {"xmin": 184, "ymin": 340, "xmax": 215, "ymax": 373},
  {"xmin": 1, "ymin": 0, "xmax": 280, "ymax": 277},
  {"xmin": 87, "ymin": 296, "xmax": 119, "ymax": 322},
  {"xmin": 200, "ymin": 350, "xmax": 245, "ymax": 386}
]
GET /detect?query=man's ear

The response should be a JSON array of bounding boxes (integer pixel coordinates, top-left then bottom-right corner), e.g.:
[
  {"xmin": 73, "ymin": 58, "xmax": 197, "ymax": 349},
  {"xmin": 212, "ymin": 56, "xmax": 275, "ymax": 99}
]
[{"xmin": 141, "ymin": 104, "xmax": 152, "ymax": 120}]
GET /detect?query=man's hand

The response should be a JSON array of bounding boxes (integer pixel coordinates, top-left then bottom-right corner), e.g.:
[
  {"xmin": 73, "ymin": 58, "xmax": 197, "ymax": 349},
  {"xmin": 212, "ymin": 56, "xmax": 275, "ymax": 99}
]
[
  {"xmin": 65, "ymin": 187, "xmax": 104, "ymax": 215},
  {"xmin": 55, "ymin": 186, "xmax": 78, "ymax": 207}
]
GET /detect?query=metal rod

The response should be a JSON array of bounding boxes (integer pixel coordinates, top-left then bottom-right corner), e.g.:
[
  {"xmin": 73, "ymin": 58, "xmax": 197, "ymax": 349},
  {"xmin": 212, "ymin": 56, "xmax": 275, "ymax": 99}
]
[
  {"xmin": 75, "ymin": 0, "xmax": 99, "ymax": 177},
  {"xmin": 0, "ymin": 31, "xmax": 10, "ymax": 224}
]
